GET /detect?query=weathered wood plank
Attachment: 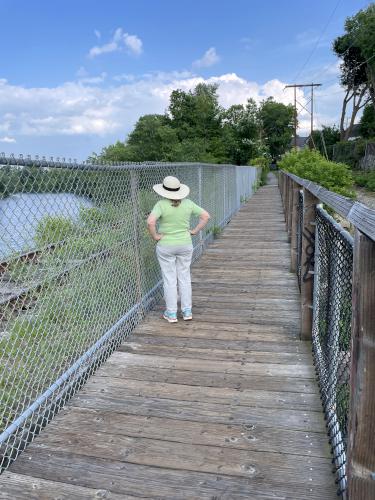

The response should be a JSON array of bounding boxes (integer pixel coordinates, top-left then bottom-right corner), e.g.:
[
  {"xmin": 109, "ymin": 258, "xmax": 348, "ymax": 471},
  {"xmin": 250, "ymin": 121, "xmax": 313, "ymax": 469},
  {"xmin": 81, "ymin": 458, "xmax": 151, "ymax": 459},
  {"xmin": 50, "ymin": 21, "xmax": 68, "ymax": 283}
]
[
  {"xmin": 8, "ymin": 449, "xmax": 335, "ymax": 500},
  {"xmin": 80, "ymin": 375, "xmax": 320, "ymax": 411},
  {"xmin": 0, "ymin": 472, "xmax": 129, "ymax": 500},
  {"xmin": 45, "ymin": 406, "xmax": 330, "ymax": 457},
  {"xmin": 102, "ymin": 351, "xmax": 314, "ymax": 378},
  {"xmin": 27, "ymin": 428, "xmax": 334, "ymax": 484},
  {"xmin": 119, "ymin": 342, "xmax": 310, "ymax": 365},
  {"xmin": 69, "ymin": 392, "xmax": 327, "ymax": 432}
]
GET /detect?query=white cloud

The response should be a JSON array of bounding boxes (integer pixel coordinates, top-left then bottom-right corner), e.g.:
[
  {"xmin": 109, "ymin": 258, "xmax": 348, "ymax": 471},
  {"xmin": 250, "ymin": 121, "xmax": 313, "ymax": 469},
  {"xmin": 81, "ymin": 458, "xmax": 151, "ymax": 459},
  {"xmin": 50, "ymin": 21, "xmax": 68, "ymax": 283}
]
[
  {"xmin": 123, "ymin": 34, "xmax": 142, "ymax": 56},
  {"xmin": 193, "ymin": 47, "xmax": 220, "ymax": 68},
  {"xmin": 0, "ymin": 136, "xmax": 16, "ymax": 143},
  {"xmin": 0, "ymin": 71, "xmax": 344, "ymax": 147},
  {"xmin": 88, "ymin": 28, "xmax": 143, "ymax": 58}
]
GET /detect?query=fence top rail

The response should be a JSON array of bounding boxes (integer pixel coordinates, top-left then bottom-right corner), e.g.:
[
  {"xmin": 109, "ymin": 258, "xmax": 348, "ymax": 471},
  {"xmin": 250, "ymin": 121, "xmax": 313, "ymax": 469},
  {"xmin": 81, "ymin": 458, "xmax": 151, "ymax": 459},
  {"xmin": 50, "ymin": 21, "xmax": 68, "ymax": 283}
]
[
  {"xmin": 0, "ymin": 154, "xmax": 253, "ymax": 172},
  {"xmin": 281, "ymin": 170, "xmax": 375, "ymax": 242}
]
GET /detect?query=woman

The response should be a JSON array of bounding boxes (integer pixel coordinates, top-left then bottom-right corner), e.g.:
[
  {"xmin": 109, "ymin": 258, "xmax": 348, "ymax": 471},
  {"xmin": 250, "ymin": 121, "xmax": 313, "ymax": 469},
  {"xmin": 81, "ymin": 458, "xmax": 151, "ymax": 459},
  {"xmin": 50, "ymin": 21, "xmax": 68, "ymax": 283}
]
[{"xmin": 147, "ymin": 176, "xmax": 210, "ymax": 323}]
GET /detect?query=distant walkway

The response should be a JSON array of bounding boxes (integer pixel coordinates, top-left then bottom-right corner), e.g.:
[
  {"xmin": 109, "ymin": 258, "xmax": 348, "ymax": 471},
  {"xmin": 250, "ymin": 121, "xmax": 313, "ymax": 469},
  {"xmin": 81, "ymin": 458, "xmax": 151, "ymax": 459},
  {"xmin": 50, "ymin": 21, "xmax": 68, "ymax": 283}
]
[{"xmin": 1, "ymin": 180, "xmax": 336, "ymax": 499}]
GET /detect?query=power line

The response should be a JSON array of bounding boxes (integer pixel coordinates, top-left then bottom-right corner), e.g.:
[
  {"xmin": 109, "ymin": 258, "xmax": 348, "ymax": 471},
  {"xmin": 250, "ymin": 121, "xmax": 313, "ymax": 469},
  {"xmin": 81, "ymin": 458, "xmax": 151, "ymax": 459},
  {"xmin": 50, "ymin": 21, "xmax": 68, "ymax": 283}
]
[
  {"xmin": 292, "ymin": 0, "xmax": 343, "ymax": 83},
  {"xmin": 285, "ymin": 83, "xmax": 322, "ymax": 147}
]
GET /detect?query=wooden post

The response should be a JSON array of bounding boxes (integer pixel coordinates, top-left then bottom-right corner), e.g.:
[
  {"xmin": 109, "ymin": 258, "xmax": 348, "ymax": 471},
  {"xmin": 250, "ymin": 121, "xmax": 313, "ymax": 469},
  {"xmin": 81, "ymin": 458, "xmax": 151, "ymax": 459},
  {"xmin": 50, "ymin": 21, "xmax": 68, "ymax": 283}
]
[
  {"xmin": 290, "ymin": 182, "xmax": 299, "ymax": 273},
  {"xmin": 300, "ymin": 188, "xmax": 318, "ymax": 340},
  {"xmin": 347, "ymin": 229, "xmax": 375, "ymax": 499}
]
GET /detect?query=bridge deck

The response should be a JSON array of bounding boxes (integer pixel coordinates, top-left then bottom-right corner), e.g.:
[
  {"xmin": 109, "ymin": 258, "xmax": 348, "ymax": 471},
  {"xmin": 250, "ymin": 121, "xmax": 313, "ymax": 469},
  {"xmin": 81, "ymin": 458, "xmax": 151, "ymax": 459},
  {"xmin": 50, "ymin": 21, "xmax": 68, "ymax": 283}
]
[{"xmin": 1, "ymin": 181, "xmax": 337, "ymax": 499}]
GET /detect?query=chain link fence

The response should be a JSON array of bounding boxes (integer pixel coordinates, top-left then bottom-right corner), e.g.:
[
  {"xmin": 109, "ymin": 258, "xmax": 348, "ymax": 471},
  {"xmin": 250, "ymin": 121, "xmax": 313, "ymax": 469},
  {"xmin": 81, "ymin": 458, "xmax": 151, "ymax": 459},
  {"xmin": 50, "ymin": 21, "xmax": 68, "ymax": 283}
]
[
  {"xmin": 296, "ymin": 190, "xmax": 303, "ymax": 291},
  {"xmin": 0, "ymin": 154, "xmax": 259, "ymax": 472},
  {"xmin": 312, "ymin": 207, "xmax": 353, "ymax": 496}
]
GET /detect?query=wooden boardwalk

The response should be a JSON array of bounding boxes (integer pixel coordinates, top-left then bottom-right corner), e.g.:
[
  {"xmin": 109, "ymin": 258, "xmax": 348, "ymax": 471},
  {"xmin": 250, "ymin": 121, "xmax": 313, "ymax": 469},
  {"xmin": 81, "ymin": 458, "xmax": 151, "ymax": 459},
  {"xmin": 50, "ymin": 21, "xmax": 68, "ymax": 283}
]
[{"xmin": 1, "ymin": 180, "xmax": 337, "ymax": 499}]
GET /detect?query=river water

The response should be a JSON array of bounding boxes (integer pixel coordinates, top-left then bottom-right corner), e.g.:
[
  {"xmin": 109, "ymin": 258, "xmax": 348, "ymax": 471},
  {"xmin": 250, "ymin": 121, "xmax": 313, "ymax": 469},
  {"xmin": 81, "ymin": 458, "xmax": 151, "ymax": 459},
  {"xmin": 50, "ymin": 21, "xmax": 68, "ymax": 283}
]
[{"xmin": 0, "ymin": 192, "xmax": 93, "ymax": 259}]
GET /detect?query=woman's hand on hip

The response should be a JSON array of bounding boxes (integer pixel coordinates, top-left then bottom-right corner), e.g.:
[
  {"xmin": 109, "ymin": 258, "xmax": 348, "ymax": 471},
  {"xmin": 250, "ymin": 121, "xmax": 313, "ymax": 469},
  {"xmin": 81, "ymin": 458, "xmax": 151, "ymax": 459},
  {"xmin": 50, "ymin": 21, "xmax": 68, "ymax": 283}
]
[
  {"xmin": 154, "ymin": 233, "xmax": 164, "ymax": 241},
  {"xmin": 189, "ymin": 229, "xmax": 198, "ymax": 236}
]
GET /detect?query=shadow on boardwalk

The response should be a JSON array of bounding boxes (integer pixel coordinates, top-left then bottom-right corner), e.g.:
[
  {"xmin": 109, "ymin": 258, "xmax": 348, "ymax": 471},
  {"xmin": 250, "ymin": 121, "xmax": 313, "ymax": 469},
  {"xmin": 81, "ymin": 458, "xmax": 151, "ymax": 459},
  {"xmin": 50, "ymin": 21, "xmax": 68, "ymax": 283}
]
[{"xmin": 0, "ymin": 180, "xmax": 337, "ymax": 499}]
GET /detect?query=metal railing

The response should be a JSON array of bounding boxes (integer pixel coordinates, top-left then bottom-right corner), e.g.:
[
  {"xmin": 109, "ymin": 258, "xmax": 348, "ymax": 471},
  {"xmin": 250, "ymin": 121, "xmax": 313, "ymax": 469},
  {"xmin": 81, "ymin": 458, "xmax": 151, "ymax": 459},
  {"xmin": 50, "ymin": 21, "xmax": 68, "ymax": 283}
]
[
  {"xmin": 0, "ymin": 154, "xmax": 259, "ymax": 472},
  {"xmin": 279, "ymin": 171, "xmax": 375, "ymax": 499}
]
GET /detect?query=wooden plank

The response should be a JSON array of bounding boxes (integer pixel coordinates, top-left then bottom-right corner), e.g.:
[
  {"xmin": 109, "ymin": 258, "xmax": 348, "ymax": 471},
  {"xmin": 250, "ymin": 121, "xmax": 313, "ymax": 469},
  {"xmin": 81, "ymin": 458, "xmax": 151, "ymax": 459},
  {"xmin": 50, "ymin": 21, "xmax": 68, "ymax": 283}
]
[
  {"xmin": 0, "ymin": 472, "xmax": 129, "ymax": 500},
  {"xmin": 45, "ymin": 406, "xmax": 330, "ymax": 458},
  {"xmin": 103, "ymin": 352, "xmax": 315, "ymax": 379},
  {"xmin": 26, "ymin": 428, "xmax": 334, "ymax": 484},
  {"xmin": 131, "ymin": 333, "xmax": 311, "ymax": 353},
  {"xmin": 69, "ymin": 392, "xmax": 327, "ymax": 432},
  {"xmin": 119, "ymin": 343, "xmax": 311, "ymax": 365},
  {"xmin": 8, "ymin": 449, "xmax": 336, "ymax": 500},
  {"xmin": 80, "ymin": 375, "xmax": 321, "ymax": 411},
  {"xmin": 91, "ymin": 364, "xmax": 320, "ymax": 394}
]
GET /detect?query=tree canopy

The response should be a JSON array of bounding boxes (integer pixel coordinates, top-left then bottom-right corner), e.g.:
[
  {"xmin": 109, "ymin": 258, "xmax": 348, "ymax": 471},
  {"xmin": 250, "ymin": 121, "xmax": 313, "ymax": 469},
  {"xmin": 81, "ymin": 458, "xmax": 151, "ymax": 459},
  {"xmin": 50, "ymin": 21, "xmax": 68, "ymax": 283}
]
[{"xmin": 93, "ymin": 84, "xmax": 295, "ymax": 165}]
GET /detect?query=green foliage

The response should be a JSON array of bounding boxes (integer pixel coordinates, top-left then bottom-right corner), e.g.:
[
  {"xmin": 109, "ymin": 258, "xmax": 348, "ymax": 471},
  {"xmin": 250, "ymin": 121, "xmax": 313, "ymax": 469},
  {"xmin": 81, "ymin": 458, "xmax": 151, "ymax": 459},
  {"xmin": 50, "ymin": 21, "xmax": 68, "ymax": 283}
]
[
  {"xmin": 206, "ymin": 225, "xmax": 222, "ymax": 238},
  {"xmin": 332, "ymin": 138, "xmax": 368, "ymax": 169},
  {"xmin": 95, "ymin": 84, "xmax": 296, "ymax": 166},
  {"xmin": 249, "ymin": 156, "xmax": 269, "ymax": 168},
  {"xmin": 353, "ymin": 171, "xmax": 375, "ymax": 191},
  {"xmin": 279, "ymin": 149, "xmax": 355, "ymax": 197},
  {"xmin": 359, "ymin": 104, "xmax": 375, "ymax": 139},
  {"xmin": 258, "ymin": 98, "xmax": 294, "ymax": 157},
  {"xmin": 34, "ymin": 216, "xmax": 77, "ymax": 246},
  {"xmin": 310, "ymin": 126, "xmax": 340, "ymax": 158}
]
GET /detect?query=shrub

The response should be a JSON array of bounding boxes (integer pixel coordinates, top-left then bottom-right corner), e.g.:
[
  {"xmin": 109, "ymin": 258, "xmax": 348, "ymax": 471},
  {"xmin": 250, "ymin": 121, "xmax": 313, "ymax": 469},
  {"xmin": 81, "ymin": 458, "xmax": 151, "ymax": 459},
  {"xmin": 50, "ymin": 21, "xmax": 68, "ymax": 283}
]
[
  {"xmin": 353, "ymin": 171, "xmax": 375, "ymax": 192},
  {"xmin": 34, "ymin": 216, "xmax": 77, "ymax": 246},
  {"xmin": 279, "ymin": 149, "xmax": 355, "ymax": 197}
]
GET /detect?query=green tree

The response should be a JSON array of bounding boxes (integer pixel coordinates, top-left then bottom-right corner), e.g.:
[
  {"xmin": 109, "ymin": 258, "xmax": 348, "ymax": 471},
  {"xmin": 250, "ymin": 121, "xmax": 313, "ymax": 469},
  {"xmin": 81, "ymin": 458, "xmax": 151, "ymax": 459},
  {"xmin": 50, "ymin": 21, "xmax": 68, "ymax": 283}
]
[
  {"xmin": 309, "ymin": 126, "xmax": 340, "ymax": 158},
  {"xmin": 259, "ymin": 98, "xmax": 294, "ymax": 157},
  {"xmin": 168, "ymin": 83, "xmax": 222, "ymax": 143},
  {"xmin": 359, "ymin": 104, "xmax": 375, "ymax": 138},
  {"xmin": 221, "ymin": 99, "xmax": 261, "ymax": 165},
  {"xmin": 333, "ymin": 5, "xmax": 375, "ymax": 139},
  {"xmin": 126, "ymin": 114, "xmax": 179, "ymax": 161}
]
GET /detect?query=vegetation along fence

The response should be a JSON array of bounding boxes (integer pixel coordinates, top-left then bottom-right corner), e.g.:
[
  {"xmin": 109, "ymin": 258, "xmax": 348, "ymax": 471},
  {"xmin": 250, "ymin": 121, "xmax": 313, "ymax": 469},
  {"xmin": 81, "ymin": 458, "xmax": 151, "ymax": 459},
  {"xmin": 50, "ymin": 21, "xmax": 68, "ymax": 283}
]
[
  {"xmin": 0, "ymin": 154, "xmax": 259, "ymax": 473},
  {"xmin": 279, "ymin": 171, "xmax": 375, "ymax": 499}
]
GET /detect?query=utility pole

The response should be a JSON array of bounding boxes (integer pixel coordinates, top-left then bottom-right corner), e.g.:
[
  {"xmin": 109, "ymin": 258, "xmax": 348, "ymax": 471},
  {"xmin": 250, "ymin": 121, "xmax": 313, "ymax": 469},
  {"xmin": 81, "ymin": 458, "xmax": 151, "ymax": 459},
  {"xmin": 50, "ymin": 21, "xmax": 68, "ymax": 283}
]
[{"xmin": 284, "ymin": 83, "xmax": 322, "ymax": 148}]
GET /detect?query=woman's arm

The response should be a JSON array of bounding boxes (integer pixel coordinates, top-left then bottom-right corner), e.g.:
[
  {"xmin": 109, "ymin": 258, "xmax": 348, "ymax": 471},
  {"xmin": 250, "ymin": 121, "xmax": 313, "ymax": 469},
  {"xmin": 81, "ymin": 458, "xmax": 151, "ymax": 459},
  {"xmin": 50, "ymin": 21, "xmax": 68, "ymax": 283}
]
[
  {"xmin": 147, "ymin": 214, "xmax": 163, "ymax": 241},
  {"xmin": 190, "ymin": 210, "xmax": 210, "ymax": 235}
]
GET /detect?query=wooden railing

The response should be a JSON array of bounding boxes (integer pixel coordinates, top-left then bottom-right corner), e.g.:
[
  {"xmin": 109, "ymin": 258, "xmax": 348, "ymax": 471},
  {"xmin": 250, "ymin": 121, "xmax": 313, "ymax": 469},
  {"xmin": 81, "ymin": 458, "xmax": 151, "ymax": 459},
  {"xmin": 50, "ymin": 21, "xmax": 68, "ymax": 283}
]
[{"xmin": 278, "ymin": 170, "xmax": 375, "ymax": 499}]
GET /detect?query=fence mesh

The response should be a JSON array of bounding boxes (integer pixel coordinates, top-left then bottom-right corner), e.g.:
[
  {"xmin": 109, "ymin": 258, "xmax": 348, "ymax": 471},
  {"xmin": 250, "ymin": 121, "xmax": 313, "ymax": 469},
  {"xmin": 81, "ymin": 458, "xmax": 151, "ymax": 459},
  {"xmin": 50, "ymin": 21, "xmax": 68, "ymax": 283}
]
[
  {"xmin": 296, "ymin": 190, "xmax": 303, "ymax": 291},
  {"xmin": 312, "ymin": 207, "xmax": 353, "ymax": 496},
  {"xmin": 0, "ymin": 155, "xmax": 259, "ymax": 472}
]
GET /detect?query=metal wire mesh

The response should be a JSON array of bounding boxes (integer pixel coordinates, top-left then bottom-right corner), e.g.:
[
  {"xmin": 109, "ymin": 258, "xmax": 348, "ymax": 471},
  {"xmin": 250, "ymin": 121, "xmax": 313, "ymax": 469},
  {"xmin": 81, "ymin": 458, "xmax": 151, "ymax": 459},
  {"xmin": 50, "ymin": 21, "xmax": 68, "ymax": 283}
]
[
  {"xmin": 296, "ymin": 190, "xmax": 303, "ymax": 290},
  {"xmin": 312, "ymin": 207, "xmax": 353, "ymax": 496},
  {"xmin": 0, "ymin": 155, "xmax": 259, "ymax": 472}
]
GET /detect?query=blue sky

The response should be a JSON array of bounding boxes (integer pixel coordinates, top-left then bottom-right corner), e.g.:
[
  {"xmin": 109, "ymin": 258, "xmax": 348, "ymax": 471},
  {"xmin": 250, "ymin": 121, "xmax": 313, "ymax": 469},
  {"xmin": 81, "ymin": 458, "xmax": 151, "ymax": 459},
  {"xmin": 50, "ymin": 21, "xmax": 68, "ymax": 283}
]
[{"xmin": 0, "ymin": 0, "xmax": 371, "ymax": 159}]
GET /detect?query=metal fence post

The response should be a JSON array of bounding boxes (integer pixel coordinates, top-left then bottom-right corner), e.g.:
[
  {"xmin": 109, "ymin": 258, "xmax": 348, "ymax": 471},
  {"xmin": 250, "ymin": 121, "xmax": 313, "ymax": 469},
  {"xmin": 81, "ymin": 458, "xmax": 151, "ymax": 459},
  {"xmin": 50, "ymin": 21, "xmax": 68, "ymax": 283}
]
[
  {"xmin": 300, "ymin": 188, "xmax": 318, "ymax": 340},
  {"xmin": 130, "ymin": 170, "xmax": 144, "ymax": 316},
  {"xmin": 347, "ymin": 229, "xmax": 375, "ymax": 499},
  {"xmin": 198, "ymin": 164, "xmax": 203, "ymax": 254},
  {"xmin": 223, "ymin": 167, "xmax": 227, "ymax": 224}
]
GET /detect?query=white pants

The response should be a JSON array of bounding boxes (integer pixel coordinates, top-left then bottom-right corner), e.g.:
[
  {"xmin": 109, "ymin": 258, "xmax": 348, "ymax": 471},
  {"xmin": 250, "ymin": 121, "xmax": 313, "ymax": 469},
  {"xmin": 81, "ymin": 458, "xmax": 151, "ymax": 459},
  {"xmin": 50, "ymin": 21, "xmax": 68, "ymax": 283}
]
[{"xmin": 156, "ymin": 244, "xmax": 194, "ymax": 313}]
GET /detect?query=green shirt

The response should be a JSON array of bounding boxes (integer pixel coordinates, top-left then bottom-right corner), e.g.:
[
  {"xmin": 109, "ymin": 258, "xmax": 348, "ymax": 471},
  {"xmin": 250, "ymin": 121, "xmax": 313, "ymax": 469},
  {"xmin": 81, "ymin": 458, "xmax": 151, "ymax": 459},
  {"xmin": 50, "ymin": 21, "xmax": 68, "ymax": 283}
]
[{"xmin": 151, "ymin": 198, "xmax": 204, "ymax": 246}]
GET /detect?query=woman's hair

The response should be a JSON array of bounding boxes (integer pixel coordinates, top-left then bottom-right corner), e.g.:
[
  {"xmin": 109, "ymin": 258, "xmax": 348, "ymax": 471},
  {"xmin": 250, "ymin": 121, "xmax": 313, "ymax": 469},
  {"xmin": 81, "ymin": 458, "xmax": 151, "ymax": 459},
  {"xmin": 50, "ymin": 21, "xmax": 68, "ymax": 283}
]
[{"xmin": 170, "ymin": 199, "xmax": 182, "ymax": 207}]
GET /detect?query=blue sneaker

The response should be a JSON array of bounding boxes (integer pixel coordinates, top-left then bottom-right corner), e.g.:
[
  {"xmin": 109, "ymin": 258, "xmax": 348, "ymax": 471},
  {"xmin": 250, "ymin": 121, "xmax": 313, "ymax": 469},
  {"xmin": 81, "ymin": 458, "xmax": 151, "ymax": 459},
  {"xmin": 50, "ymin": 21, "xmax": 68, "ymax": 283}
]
[
  {"xmin": 163, "ymin": 311, "xmax": 178, "ymax": 323},
  {"xmin": 182, "ymin": 308, "xmax": 192, "ymax": 321}
]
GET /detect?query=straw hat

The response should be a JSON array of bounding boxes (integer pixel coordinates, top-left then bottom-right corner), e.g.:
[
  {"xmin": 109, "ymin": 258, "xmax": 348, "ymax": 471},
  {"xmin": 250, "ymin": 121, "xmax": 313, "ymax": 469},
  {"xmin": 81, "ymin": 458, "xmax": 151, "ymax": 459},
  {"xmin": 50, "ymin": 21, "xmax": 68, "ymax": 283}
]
[{"xmin": 153, "ymin": 176, "xmax": 190, "ymax": 200}]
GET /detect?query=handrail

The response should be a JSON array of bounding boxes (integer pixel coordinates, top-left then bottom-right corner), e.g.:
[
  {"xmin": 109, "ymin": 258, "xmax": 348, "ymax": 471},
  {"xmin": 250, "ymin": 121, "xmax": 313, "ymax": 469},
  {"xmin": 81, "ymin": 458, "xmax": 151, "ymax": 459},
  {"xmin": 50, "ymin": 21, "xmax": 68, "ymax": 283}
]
[
  {"xmin": 281, "ymin": 170, "xmax": 375, "ymax": 241},
  {"xmin": 279, "ymin": 170, "xmax": 375, "ymax": 500}
]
